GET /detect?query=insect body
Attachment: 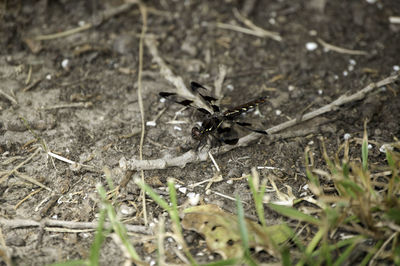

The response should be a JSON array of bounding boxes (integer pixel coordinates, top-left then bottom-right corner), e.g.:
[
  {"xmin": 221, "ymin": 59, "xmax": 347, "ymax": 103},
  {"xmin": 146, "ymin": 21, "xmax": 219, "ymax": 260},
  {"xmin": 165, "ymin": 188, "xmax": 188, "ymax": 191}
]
[{"xmin": 160, "ymin": 81, "xmax": 268, "ymax": 146}]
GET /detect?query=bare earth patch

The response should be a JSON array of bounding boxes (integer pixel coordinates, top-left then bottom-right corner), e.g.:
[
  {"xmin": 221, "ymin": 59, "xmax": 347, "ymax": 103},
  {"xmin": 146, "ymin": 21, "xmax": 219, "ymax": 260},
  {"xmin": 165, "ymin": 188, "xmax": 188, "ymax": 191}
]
[{"xmin": 1, "ymin": 1, "xmax": 400, "ymax": 265}]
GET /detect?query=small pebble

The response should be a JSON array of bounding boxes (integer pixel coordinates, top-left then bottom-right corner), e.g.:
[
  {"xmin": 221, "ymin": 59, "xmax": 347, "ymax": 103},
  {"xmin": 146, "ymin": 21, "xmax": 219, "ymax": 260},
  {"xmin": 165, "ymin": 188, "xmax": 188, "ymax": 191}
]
[
  {"xmin": 226, "ymin": 84, "xmax": 234, "ymax": 91},
  {"xmin": 46, "ymin": 74, "xmax": 52, "ymax": 80},
  {"xmin": 349, "ymin": 59, "xmax": 356, "ymax": 65},
  {"xmin": 187, "ymin": 192, "xmax": 200, "ymax": 206},
  {"xmin": 288, "ymin": 85, "xmax": 295, "ymax": 91},
  {"xmin": 305, "ymin": 42, "xmax": 318, "ymax": 51},
  {"xmin": 348, "ymin": 65, "xmax": 354, "ymax": 71},
  {"xmin": 366, "ymin": 0, "xmax": 377, "ymax": 3},
  {"xmin": 61, "ymin": 59, "xmax": 69, "ymax": 69},
  {"xmin": 174, "ymin": 126, "xmax": 182, "ymax": 131},
  {"xmin": 275, "ymin": 109, "xmax": 282, "ymax": 116},
  {"xmin": 368, "ymin": 144, "xmax": 373, "ymax": 149},
  {"xmin": 343, "ymin": 133, "xmax": 351, "ymax": 140},
  {"xmin": 318, "ymin": 89, "xmax": 323, "ymax": 95},
  {"xmin": 146, "ymin": 121, "xmax": 156, "ymax": 127},
  {"xmin": 393, "ymin": 65, "xmax": 400, "ymax": 71},
  {"xmin": 343, "ymin": 71, "xmax": 348, "ymax": 76},
  {"xmin": 178, "ymin": 187, "xmax": 187, "ymax": 194}
]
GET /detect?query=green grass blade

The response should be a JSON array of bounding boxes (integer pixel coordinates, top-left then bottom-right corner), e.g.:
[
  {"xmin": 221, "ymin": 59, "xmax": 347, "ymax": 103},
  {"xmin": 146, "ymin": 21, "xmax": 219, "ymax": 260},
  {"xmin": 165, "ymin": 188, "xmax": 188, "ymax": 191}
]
[
  {"xmin": 97, "ymin": 184, "xmax": 141, "ymax": 262},
  {"xmin": 360, "ymin": 240, "xmax": 383, "ymax": 266},
  {"xmin": 50, "ymin": 260, "xmax": 87, "ymax": 266},
  {"xmin": 332, "ymin": 237, "xmax": 359, "ymax": 266},
  {"xmin": 236, "ymin": 196, "xmax": 258, "ymax": 266},
  {"xmin": 269, "ymin": 204, "xmax": 321, "ymax": 225},
  {"xmin": 135, "ymin": 179, "xmax": 170, "ymax": 211},
  {"xmin": 247, "ymin": 175, "xmax": 266, "ymax": 227},
  {"xmin": 89, "ymin": 207, "xmax": 107, "ymax": 266}
]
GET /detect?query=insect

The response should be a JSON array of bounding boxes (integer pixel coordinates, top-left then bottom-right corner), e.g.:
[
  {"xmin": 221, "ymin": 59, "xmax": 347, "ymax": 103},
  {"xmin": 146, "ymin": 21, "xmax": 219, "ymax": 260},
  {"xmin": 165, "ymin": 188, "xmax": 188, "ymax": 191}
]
[{"xmin": 159, "ymin": 81, "xmax": 268, "ymax": 147}]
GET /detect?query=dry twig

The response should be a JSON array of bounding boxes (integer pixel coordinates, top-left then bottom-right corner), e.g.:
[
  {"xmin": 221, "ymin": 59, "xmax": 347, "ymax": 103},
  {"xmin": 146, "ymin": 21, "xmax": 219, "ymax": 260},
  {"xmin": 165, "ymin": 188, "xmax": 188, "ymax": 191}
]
[
  {"xmin": 233, "ymin": 8, "xmax": 282, "ymax": 42},
  {"xmin": 0, "ymin": 218, "xmax": 149, "ymax": 234},
  {"xmin": 317, "ymin": 38, "xmax": 368, "ymax": 55},
  {"xmin": 137, "ymin": 3, "xmax": 148, "ymax": 226}
]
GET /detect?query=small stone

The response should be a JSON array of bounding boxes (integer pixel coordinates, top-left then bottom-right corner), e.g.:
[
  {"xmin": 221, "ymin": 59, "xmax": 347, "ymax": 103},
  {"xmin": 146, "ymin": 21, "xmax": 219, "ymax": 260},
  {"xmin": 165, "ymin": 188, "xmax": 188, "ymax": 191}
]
[{"xmin": 305, "ymin": 42, "xmax": 318, "ymax": 51}]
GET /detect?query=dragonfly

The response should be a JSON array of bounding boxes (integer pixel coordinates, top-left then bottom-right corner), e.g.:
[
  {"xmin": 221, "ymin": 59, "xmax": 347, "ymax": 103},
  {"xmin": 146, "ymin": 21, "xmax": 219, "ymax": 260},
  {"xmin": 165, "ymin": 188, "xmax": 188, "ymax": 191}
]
[{"xmin": 159, "ymin": 81, "xmax": 268, "ymax": 147}]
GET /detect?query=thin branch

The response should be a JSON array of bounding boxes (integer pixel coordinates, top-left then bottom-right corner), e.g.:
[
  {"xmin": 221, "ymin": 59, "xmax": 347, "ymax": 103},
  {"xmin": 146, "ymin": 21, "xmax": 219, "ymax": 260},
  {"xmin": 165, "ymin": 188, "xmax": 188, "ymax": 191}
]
[
  {"xmin": 0, "ymin": 89, "xmax": 18, "ymax": 105},
  {"xmin": 317, "ymin": 38, "xmax": 368, "ymax": 55},
  {"xmin": 0, "ymin": 218, "xmax": 149, "ymax": 234},
  {"xmin": 127, "ymin": 72, "xmax": 399, "ymax": 170},
  {"xmin": 233, "ymin": 8, "xmax": 282, "ymax": 42},
  {"xmin": 0, "ymin": 148, "xmax": 41, "ymax": 183}
]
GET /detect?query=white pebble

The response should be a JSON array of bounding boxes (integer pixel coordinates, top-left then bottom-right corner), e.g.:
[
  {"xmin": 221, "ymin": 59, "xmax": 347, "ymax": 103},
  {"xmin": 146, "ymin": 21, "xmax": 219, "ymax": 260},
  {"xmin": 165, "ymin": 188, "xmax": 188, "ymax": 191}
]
[
  {"xmin": 81, "ymin": 233, "xmax": 90, "ymax": 238},
  {"xmin": 348, "ymin": 65, "xmax": 354, "ymax": 71},
  {"xmin": 343, "ymin": 71, "xmax": 348, "ymax": 76},
  {"xmin": 368, "ymin": 144, "xmax": 373, "ymax": 149},
  {"xmin": 119, "ymin": 157, "xmax": 127, "ymax": 169},
  {"xmin": 188, "ymin": 193, "xmax": 200, "ymax": 206},
  {"xmin": 173, "ymin": 126, "xmax": 182, "ymax": 131},
  {"xmin": 226, "ymin": 179, "xmax": 233, "ymax": 184},
  {"xmin": 52, "ymin": 214, "xmax": 58, "ymax": 219},
  {"xmin": 393, "ymin": 65, "xmax": 400, "ymax": 71},
  {"xmin": 61, "ymin": 59, "xmax": 69, "ymax": 69},
  {"xmin": 226, "ymin": 84, "xmax": 234, "ymax": 91},
  {"xmin": 305, "ymin": 42, "xmax": 318, "ymax": 51},
  {"xmin": 308, "ymin": 140, "xmax": 314, "ymax": 145},
  {"xmin": 343, "ymin": 133, "xmax": 351, "ymax": 140},
  {"xmin": 318, "ymin": 89, "xmax": 323, "ymax": 95},
  {"xmin": 78, "ymin": 20, "xmax": 86, "ymax": 26},
  {"xmin": 334, "ymin": 75, "xmax": 339, "ymax": 80},
  {"xmin": 288, "ymin": 85, "xmax": 295, "ymax": 91},
  {"xmin": 275, "ymin": 109, "xmax": 282, "ymax": 116},
  {"xmin": 178, "ymin": 187, "xmax": 187, "ymax": 194},
  {"xmin": 160, "ymin": 98, "xmax": 166, "ymax": 103},
  {"xmin": 366, "ymin": 0, "xmax": 377, "ymax": 3},
  {"xmin": 146, "ymin": 121, "xmax": 156, "ymax": 127},
  {"xmin": 349, "ymin": 59, "xmax": 356, "ymax": 65},
  {"xmin": 46, "ymin": 74, "xmax": 52, "ymax": 80}
]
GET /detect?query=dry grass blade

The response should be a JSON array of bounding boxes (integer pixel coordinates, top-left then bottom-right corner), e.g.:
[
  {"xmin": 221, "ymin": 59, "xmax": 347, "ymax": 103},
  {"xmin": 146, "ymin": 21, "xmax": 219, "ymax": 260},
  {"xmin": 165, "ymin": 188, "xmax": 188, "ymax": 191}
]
[
  {"xmin": 137, "ymin": 2, "xmax": 148, "ymax": 226},
  {"xmin": 317, "ymin": 38, "xmax": 368, "ymax": 55}
]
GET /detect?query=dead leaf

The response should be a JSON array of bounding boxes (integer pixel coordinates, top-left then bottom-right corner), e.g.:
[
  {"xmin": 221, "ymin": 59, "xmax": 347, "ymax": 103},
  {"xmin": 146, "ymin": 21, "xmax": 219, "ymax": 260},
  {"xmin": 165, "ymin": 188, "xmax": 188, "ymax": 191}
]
[{"xmin": 182, "ymin": 204, "xmax": 291, "ymax": 259}]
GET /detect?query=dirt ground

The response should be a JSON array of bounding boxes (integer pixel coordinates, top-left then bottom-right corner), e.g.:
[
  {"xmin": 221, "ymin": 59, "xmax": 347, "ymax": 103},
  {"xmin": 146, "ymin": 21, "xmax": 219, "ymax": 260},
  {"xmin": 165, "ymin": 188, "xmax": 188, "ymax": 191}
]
[{"xmin": 1, "ymin": 0, "xmax": 400, "ymax": 265}]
